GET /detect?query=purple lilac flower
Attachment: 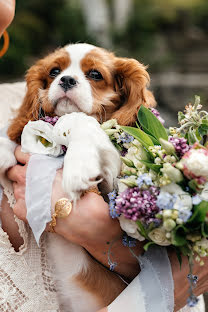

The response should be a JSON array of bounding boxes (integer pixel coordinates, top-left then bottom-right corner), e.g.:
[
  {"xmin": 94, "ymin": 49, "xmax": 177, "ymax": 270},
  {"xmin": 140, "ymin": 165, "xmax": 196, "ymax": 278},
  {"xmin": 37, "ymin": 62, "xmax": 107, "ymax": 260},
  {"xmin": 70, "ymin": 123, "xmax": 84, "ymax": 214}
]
[
  {"xmin": 136, "ymin": 173, "xmax": 152, "ymax": 188},
  {"xmin": 40, "ymin": 115, "xmax": 59, "ymax": 126},
  {"xmin": 156, "ymin": 192, "xmax": 177, "ymax": 210},
  {"xmin": 168, "ymin": 136, "xmax": 191, "ymax": 157},
  {"xmin": 150, "ymin": 108, "xmax": 165, "ymax": 125},
  {"xmin": 122, "ymin": 234, "xmax": 137, "ymax": 247},
  {"xmin": 115, "ymin": 186, "xmax": 160, "ymax": 223}
]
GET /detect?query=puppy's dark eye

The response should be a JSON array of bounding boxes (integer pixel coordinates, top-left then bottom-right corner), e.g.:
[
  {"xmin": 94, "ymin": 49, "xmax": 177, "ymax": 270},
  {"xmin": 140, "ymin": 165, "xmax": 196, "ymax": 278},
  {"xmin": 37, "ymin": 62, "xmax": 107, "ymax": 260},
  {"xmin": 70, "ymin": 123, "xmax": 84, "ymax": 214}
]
[
  {"xmin": 87, "ymin": 70, "xmax": 103, "ymax": 81},
  {"xmin": 49, "ymin": 67, "xmax": 61, "ymax": 78}
]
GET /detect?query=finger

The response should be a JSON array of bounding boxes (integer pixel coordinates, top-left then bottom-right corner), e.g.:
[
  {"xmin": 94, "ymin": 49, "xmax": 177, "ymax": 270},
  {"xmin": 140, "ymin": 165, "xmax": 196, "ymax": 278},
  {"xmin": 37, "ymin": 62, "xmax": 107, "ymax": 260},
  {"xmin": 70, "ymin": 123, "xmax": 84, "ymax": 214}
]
[
  {"xmin": 14, "ymin": 145, "xmax": 30, "ymax": 165},
  {"xmin": 13, "ymin": 182, "xmax": 25, "ymax": 201},
  {"xmin": 7, "ymin": 164, "xmax": 26, "ymax": 183},
  {"xmin": 13, "ymin": 199, "xmax": 28, "ymax": 223}
]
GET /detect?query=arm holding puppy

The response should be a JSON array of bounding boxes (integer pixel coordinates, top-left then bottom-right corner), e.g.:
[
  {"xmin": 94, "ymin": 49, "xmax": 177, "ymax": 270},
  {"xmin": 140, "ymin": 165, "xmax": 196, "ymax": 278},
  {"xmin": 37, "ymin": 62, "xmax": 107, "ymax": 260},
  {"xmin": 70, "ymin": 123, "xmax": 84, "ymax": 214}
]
[{"xmin": 7, "ymin": 146, "xmax": 208, "ymax": 311}]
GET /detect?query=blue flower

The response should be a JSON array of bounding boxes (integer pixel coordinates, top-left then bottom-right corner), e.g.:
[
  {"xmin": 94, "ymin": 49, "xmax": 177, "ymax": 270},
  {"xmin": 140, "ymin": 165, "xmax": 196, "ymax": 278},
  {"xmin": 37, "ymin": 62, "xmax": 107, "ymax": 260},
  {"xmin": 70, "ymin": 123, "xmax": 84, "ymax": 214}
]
[
  {"xmin": 178, "ymin": 209, "xmax": 192, "ymax": 223},
  {"xmin": 109, "ymin": 200, "xmax": 120, "ymax": 219},
  {"xmin": 192, "ymin": 195, "xmax": 202, "ymax": 205},
  {"xmin": 118, "ymin": 133, "xmax": 134, "ymax": 143},
  {"xmin": 156, "ymin": 192, "xmax": 177, "ymax": 210},
  {"xmin": 109, "ymin": 262, "xmax": 117, "ymax": 271},
  {"xmin": 108, "ymin": 190, "xmax": 117, "ymax": 201},
  {"xmin": 122, "ymin": 234, "xmax": 137, "ymax": 247},
  {"xmin": 136, "ymin": 173, "xmax": 152, "ymax": 188}
]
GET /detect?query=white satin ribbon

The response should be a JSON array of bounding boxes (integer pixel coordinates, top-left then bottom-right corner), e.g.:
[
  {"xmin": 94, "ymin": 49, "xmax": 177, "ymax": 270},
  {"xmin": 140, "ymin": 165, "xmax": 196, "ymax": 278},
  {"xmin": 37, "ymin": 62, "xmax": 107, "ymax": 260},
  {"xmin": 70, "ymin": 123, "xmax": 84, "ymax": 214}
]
[
  {"xmin": 108, "ymin": 246, "xmax": 174, "ymax": 312},
  {"xmin": 26, "ymin": 154, "xmax": 64, "ymax": 245}
]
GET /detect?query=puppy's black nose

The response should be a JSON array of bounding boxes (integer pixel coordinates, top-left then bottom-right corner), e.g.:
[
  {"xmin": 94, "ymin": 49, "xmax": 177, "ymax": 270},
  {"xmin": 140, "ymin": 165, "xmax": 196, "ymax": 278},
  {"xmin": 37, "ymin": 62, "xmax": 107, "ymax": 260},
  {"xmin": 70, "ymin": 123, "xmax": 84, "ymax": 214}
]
[{"xmin": 59, "ymin": 76, "xmax": 77, "ymax": 91}]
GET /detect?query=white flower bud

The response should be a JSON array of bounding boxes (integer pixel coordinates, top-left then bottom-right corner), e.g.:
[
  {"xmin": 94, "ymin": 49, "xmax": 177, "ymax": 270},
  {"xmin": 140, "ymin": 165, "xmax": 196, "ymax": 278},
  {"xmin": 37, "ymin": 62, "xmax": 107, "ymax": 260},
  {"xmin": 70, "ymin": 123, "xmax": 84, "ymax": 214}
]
[
  {"xmin": 101, "ymin": 119, "xmax": 118, "ymax": 130},
  {"xmin": 120, "ymin": 157, "xmax": 135, "ymax": 168},
  {"xmin": 159, "ymin": 138, "xmax": 175, "ymax": 155},
  {"xmin": 161, "ymin": 163, "xmax": 183, "ymax": 183},
  {"xmin": 105, "ymin": 129, "xmax": 119, "ymax": 136},
  {"xmin": 163, "ymin": 219, "xmax": 176, "ymax": 231},
  {"xmin": 163, "ymin": 210, "xmax": 172, "ymax": 218}
]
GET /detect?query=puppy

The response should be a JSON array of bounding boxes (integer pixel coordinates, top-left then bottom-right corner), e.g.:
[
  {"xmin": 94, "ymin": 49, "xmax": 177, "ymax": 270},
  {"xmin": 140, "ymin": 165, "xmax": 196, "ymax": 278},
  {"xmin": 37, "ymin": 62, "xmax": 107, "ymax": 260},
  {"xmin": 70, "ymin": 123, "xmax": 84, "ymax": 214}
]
[{"xmin": 0, "ymin": 43, "xmax": 155, "ymax": 311}]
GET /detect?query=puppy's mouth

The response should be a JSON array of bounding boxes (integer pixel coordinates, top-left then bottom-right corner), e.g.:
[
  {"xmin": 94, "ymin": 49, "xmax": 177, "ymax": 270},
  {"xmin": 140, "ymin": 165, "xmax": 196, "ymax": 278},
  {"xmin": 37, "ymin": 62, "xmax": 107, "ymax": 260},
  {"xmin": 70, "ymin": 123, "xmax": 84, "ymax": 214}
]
[{"xmin": 53, "ymin": 96, "xmax": 81, "ymax": 115}]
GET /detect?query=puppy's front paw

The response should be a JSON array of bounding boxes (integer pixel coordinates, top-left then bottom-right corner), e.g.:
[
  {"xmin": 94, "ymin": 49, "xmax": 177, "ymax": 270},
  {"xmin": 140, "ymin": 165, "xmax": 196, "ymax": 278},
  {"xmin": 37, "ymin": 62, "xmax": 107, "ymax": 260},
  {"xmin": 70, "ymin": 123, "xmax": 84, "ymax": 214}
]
[{"xmin": 62, "ymin": 150, "xmax": 101, "ymax": 202}]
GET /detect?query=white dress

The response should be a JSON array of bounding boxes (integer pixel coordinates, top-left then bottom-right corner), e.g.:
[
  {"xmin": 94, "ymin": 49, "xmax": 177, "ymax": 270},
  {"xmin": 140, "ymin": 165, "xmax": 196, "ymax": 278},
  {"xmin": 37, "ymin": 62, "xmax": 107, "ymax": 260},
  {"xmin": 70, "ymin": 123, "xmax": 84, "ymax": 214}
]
[{"xmin": 0, "ymin": 82, "xmax": 205, "ymax": 312}]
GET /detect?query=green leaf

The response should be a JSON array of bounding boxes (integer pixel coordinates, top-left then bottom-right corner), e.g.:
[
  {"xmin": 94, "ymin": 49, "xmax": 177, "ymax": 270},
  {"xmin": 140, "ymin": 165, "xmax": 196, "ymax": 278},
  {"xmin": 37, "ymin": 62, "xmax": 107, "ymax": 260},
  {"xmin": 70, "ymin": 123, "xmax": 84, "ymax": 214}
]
[
  {"xmin": 188, "ymin": 179, "xmax": 198, "ymax": 192},
  {"xmin": 172, "ymin": 225, "xmax": 188, "ymax": 246},
  {"xmin": 121, "ymin": 126, "xmax": 154, "ymax": 152},
  {"xmin": 136, "ymin": 220, "xmax": 148, "ymax": 239},
  {"xmin": 198, "ymin": 123, "xmax": 208, "ymax": 137},
  {"xmin": 187, "ymin": 201, "xmax": 208, "ymax": 224},
  {"xmin": 180, "ymin": 245, "xmax": 192, "ymax": 257},
  {"xmin": 136, "ymin": 121, "xmax": 160, "ymax": 144},
  {"xmin": 201, "ymin": 222, "xmax": 208, "ymax": 238},
  {"xmin": 138, "ymin": 106, "xmax": 168, "ymax": 141},
  {"xmin": 174, "ymin": 247, "xmax": 182, "ymax": 268},
  {"xmin": 140, "ymin": 160, "xmax": 162, "ymax": 173},
  {"xmin": 144, "ymin": 242, "xmax": 156, "ymax": 251},
  {"xmin": 187, "ymin": 128, "xmax": 200, "ymax": 145}
]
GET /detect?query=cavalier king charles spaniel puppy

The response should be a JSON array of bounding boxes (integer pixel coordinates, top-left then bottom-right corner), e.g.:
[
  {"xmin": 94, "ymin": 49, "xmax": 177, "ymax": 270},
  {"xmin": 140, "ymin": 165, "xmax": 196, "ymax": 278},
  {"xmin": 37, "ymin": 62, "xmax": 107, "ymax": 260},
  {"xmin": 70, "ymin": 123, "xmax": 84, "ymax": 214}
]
[{"xmin": 0, "ymin": 43, "xmax": 155, "ymax": 311}]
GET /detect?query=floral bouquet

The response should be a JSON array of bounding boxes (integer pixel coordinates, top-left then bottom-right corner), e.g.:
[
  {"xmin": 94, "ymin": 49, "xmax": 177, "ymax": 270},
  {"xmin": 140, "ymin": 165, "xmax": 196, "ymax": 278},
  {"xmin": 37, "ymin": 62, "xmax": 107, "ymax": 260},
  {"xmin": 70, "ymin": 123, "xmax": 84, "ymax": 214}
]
[{"xmin": 101, "ymin": 96, "xmax": 208, "ymax": 307}]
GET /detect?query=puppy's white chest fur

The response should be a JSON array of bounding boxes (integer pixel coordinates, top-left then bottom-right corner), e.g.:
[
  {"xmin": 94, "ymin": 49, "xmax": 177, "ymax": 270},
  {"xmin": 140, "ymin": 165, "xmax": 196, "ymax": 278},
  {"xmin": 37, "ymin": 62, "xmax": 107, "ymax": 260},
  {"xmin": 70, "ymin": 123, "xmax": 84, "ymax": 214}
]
[{"xmin": 47, "ymin": 235, "xmax": 101, "ymax": 312}]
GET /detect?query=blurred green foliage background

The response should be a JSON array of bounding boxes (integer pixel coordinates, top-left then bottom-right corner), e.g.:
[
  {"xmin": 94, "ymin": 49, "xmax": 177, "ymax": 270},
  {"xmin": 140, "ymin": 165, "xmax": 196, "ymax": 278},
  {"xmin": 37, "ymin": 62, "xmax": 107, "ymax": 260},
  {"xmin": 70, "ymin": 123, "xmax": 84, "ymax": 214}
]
[
  {"xmin": 0, "ymin": 0, "xmax": 208, "ymax": 79},
  {"xmin": 0, "ymin": 0, "xmax": 208, "ymax": 123}
]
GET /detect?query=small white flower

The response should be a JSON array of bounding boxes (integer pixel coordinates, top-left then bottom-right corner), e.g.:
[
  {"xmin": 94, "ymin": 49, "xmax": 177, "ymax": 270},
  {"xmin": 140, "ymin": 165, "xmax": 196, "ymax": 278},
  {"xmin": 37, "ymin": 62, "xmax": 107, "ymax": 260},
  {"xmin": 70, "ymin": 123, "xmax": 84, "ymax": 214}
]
[
  {"xmin": 195, "ymin": 237, "xmax": 208, "ymax": 250},
  {"xmin": 148, "ymin": 227, "xmax": 171, "ymax": 246},
  {"xmin": 161, "ymin": 163, "xmax": 183, "ymax": 183},
  {"xmin": 101, "ymin": 119, "xmax": 118, "ymax": 130},
  {"xmin": 21, "ymin": 120, "xmax": 63, "ymax": 156},
  {"xmin": 119, "ymin": 215, "xmax": 145, "ymax": 241}
]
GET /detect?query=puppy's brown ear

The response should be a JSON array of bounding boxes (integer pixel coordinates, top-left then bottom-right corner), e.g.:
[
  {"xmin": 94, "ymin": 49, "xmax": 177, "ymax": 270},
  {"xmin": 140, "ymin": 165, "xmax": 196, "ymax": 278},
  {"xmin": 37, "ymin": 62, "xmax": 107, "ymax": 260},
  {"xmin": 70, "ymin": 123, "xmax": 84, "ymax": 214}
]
[
  {"xmin": 7, "ymin": 63, "xmax": 46, "ymax": 143},
  {"xmin": 112, "ymin": 57, "xmax": 156, "ymax": 126}
]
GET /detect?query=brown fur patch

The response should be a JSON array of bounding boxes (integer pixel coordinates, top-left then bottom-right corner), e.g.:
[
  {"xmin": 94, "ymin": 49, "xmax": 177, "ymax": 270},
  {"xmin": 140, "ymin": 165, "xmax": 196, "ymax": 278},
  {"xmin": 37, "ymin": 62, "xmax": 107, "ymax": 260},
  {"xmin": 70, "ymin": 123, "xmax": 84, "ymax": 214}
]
[
  {"xmin": 74, "ymin": 253, "xmax": 126, "ymax": 307},
  {"xmin": 81, "ymin": 48, "xmax": 156, "ymax": 125}
]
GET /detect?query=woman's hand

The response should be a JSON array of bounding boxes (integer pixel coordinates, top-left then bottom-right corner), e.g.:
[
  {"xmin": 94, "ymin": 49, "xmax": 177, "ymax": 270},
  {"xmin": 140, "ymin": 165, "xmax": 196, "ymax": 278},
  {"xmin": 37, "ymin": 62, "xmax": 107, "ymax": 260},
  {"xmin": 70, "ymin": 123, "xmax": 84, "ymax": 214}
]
[
  {"xmin": 0, "ymin": 0, "xmax": 15, "ymax": 37},
  {"xmin": 7, "ymin": 146, "xmax": 142, "ymax": 280}
]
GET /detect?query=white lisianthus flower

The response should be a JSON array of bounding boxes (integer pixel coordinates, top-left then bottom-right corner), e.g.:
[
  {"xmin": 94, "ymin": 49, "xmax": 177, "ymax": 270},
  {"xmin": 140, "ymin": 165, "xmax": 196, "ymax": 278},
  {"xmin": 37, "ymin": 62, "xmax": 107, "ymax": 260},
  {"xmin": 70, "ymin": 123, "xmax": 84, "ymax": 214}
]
[
  {"xmin": 161, "ymin": 183, "xmax": 192, "ymax": 211},
  {"xmin": 148, "ymin": 227, "xmax": 171, "ymax": 246},
  {"xmin": 21, "ymin": 120, "xmax": 63, "ymax": 157},
  {"xmin": 180, "ymin": 148, "xmax": 208, "ymax": 179},
  {"xmin": 119, "ymin": 215, "xmax": 145, "ymax": 241}
]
